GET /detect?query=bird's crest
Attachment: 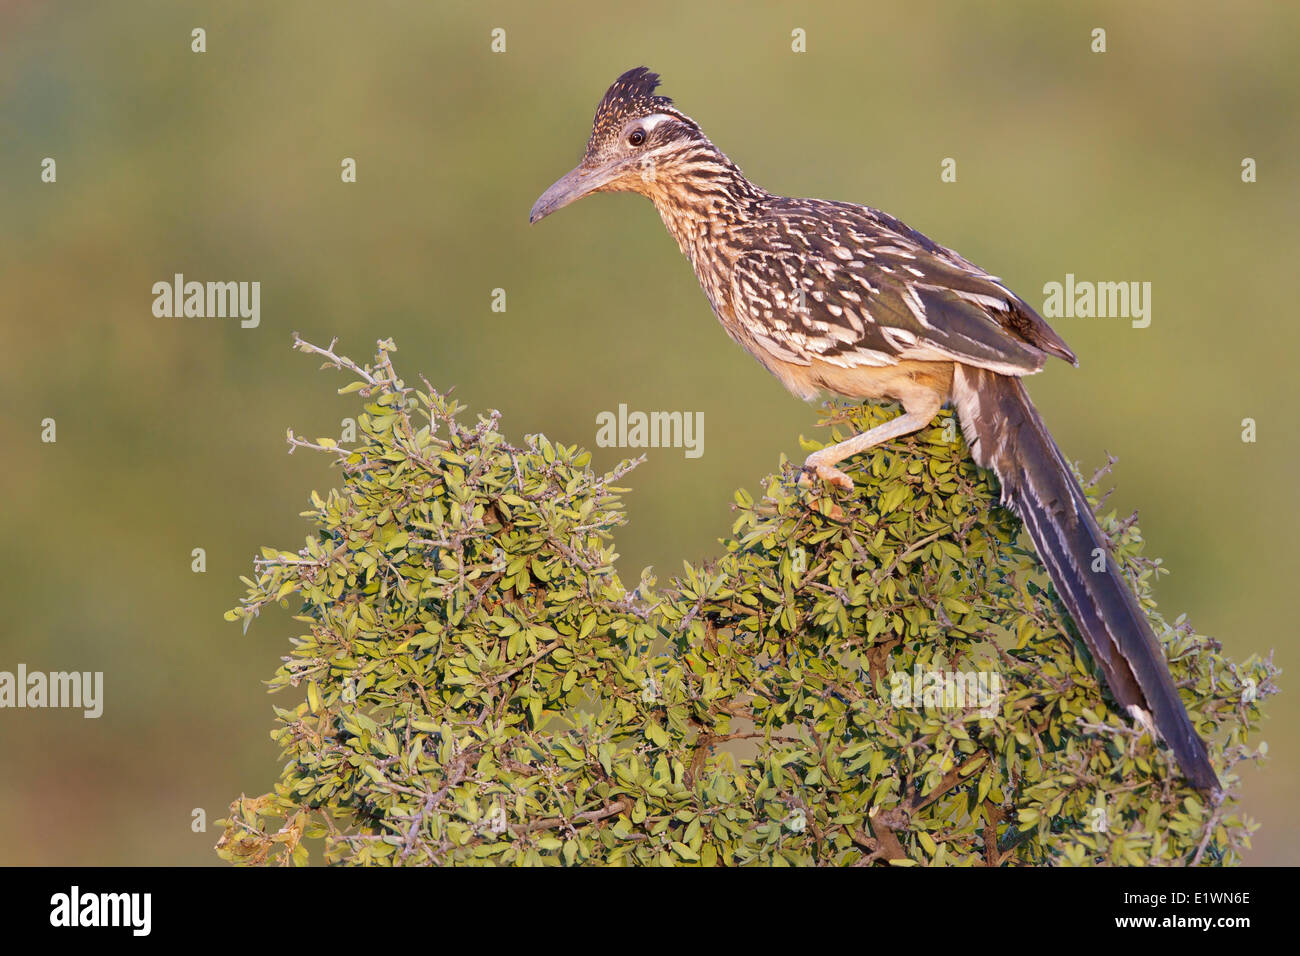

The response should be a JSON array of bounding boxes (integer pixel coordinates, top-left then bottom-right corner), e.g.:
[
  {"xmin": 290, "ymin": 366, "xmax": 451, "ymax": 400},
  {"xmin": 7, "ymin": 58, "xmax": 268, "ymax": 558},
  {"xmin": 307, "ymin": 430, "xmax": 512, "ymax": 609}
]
[{"xmin": 585, "ymin": 67, "xmax": 697, "ymax": 157}]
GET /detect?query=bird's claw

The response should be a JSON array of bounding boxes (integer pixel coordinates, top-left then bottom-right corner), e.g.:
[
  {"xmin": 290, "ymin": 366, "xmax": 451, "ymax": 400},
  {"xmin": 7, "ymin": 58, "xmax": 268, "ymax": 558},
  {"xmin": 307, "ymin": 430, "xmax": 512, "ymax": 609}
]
[{"xmin": 799, "ymin": 459, "xmax": 854, "ymax": 490}]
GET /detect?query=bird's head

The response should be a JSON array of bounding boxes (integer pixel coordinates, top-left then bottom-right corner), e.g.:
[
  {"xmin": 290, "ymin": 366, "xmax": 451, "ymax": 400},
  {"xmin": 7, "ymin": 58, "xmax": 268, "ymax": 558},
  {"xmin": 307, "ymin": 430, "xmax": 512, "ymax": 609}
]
[{"xmin": 529, "ymin": 67, "xmax": 709, "ymax": 223}]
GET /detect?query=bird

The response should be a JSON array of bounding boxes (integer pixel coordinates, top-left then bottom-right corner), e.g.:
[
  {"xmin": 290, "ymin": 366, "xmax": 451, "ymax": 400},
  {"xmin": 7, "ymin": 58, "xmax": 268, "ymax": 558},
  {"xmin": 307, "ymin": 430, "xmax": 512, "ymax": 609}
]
[{"xmin": 529, "ymin": 67, "xmax": 1219, "ymax": 795}]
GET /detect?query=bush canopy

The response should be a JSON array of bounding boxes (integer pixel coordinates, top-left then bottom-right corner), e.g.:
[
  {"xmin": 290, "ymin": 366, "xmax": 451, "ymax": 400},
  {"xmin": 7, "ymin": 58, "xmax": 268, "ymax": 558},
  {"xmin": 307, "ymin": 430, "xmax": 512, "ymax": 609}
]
[{"xmin": 217, "ymin": 336, "xmax": 1275, "ymax": 866}]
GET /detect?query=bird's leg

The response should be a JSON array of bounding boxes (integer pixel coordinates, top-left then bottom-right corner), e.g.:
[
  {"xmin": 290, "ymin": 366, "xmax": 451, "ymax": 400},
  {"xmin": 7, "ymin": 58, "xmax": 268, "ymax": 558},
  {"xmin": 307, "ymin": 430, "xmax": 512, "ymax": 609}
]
[{"xmin": 801, "ymin": 400, "xmax": 941, "ymax": 489}]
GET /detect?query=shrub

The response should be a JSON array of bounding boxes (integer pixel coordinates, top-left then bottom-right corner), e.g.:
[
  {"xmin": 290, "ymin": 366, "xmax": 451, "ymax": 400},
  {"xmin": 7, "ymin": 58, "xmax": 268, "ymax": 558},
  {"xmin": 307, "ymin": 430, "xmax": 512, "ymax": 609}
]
[{"xmin": 217, "ymin": 336, "xmax": 1276, "ymax": 866}]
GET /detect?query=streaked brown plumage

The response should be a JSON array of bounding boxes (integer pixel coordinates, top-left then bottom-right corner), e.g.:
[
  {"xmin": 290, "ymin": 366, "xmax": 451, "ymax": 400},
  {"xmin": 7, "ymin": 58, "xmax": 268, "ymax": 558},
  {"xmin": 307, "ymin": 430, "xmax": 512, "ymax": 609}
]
[{"xmin": 530, "ymin": 67, "xmax": 1218, "ymax": 794}]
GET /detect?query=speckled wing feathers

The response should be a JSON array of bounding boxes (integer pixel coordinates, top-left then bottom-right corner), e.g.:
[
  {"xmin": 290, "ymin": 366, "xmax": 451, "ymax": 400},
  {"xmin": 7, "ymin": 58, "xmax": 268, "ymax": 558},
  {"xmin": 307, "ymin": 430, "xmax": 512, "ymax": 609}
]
[{"xmin": 728, "ymin": 199, "xmax": 1076, "ymax": 376}]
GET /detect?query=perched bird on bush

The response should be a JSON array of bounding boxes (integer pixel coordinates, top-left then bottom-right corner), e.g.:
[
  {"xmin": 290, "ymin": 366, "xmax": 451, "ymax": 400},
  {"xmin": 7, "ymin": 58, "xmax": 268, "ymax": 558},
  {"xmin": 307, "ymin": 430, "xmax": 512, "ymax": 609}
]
[{"xmin": 529, "ymin": 67, "xmax": 1218, "ymax": 794}]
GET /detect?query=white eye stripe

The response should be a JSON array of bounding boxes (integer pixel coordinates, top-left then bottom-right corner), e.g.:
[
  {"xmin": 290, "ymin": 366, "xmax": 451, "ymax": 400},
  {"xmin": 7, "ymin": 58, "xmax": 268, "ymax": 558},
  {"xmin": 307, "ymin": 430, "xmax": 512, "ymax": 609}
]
[{"xmin": 637, "ymin": 113, "xmax": 674, "ymax": 133}]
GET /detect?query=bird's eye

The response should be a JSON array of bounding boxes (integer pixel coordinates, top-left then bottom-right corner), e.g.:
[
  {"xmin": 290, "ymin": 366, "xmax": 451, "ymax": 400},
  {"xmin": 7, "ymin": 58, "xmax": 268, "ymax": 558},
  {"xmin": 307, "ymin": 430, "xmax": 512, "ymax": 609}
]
[{"xmin": 628, "ymin": 129, "xmax": 646, "ymax": 147}]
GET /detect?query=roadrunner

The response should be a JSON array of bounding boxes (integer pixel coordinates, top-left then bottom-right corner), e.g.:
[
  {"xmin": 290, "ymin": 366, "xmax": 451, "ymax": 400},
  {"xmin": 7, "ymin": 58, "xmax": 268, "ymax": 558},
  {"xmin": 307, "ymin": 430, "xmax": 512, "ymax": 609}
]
[{"xmin": 529, "ymin": 67, "xmax": 1218, "ymax": 794}]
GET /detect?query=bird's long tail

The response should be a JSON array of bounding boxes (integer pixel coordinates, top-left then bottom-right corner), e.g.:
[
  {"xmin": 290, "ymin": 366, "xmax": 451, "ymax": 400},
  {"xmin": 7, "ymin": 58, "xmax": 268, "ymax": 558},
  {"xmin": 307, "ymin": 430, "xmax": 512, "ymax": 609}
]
[{"xmin": 950, "ymin": 365, "xmax": 1219, "ymax": 793}]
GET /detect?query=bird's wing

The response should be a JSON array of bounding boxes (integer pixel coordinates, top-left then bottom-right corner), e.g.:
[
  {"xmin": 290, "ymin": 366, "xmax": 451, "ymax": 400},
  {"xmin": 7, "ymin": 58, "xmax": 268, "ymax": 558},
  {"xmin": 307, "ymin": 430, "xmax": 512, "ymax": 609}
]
[{"xmin": 729, "ymin": 201, "xmax": 1076, "ymax": 375}]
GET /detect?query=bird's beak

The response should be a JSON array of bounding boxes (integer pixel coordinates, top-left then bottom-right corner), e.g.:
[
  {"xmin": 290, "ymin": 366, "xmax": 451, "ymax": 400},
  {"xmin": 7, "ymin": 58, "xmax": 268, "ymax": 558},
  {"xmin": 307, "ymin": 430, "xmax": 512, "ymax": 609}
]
[{"xmin": 529, "ymin": 160, "xmax": 627, "ymax": 224}]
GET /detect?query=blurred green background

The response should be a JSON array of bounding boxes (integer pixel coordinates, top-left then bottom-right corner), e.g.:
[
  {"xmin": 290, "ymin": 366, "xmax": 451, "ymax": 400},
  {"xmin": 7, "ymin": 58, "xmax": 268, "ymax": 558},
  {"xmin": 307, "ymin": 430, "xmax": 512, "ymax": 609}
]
[{"xmin": 1, "ymin": 1, "xmax": 1295, "ymax": 865}]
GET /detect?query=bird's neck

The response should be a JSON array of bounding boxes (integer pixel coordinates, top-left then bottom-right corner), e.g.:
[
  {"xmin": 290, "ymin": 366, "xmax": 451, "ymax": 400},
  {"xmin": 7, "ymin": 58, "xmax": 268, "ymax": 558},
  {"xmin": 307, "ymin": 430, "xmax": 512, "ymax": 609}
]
[{"xmin": 645, "ymin": 146, "xmax": 768, "ymax": 267}]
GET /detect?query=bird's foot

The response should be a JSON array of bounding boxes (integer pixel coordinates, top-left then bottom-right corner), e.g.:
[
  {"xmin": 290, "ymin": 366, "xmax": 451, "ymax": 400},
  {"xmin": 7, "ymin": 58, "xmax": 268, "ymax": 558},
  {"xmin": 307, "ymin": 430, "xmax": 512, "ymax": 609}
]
[{"xmin": 799, "ymin": 456, "xmax": 854, "ymax": 490}]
